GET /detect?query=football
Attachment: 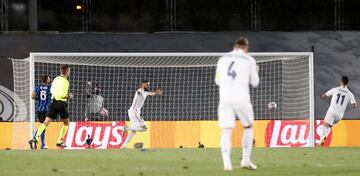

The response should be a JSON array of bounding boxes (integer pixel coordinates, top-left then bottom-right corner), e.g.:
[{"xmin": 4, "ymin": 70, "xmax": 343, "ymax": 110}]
[
  {"xmin": 267, "ymin": 102, "xmax": 277, "ymax": 110},
  {"xmin": 100, "ymin": 108, "xmax": 109, "ymax": 117}
]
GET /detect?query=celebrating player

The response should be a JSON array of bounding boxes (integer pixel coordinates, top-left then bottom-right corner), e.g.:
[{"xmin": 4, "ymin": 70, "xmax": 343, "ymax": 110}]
[
  {"xmin": 320, "ymin": 76, "xmax": 357, "ymax": 146},
  {"xmin": 121, "ymin": 80, "xmax": 163, "ymax": 149},
  {"xmin": 28, "ymin": 75, "xmax": 51, "ymax": 149},
  {"xmin": 29, "ymin": 65, "xmax": 72, "ymax": 149},
  {"xmin": 215, "ymin": 37, "xmax": 259, "ymax": 171}
]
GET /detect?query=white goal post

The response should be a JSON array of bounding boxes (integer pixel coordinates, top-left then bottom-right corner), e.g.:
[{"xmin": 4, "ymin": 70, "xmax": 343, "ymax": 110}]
[{"xmin": 12, "ymin": 52, "xmax": 314, "ymax": 149}]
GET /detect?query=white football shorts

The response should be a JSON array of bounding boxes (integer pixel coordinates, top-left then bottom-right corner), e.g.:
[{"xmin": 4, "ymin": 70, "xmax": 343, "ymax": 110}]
[
  {"xmin": 324, "ymin": 110, "xmax": 343, "ymax": 126},
  {"xmin": 128, "ymin": 109, "xmax": 146, "ymax": 128},
  {"xmin": 218, "ymin": 101, "xmax": 254, "ymax": 128}
]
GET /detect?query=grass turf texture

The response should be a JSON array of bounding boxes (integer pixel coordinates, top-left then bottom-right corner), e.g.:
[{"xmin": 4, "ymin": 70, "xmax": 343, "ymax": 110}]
[{"xmin": 1, "ymin": 148, "xmax": 360, "ymax": 176}]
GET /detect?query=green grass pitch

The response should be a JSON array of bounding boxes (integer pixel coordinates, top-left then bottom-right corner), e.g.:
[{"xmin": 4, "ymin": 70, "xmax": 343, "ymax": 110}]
[{"xmin": 1, "ymin": 147, "xmax": 360, "ymax": 176}]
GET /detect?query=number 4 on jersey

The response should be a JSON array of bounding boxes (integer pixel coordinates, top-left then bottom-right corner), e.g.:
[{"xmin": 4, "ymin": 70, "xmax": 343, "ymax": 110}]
[{"xmin": 227, "ymin": 61, "xmax": 237, "ymax": 80}]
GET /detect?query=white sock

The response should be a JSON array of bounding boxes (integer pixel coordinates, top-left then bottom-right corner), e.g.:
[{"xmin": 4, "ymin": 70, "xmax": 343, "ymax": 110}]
[
  {"xmin": 127, "ymin": 127, "xmax": 146, "ymax": 132},
  {"xmin": 321, "ymin": 125, "xmax": 330, "ymax": 139},
  {"xmin": 242, "ymin": 127, "xmax": 253, "ymax": 163},
  {"xmin": 221, "ymin": 128, "xmax": 232, "ymax": 168},
  {"xmin": 122, "ymin": 131, "xmax": 136, "ymax": 148}
]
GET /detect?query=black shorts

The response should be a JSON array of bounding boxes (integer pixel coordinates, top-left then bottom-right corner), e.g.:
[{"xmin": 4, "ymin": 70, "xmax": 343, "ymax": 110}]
[
  {"xmin": 88, "ymin": 112, "xmax": 101, "ymax": 121},
  {"xmin": 37, "ymin": 111, "xmax": 47, "ymax": 123},
  {"xmin": 46, "ymin": 100, "xmax": 69, "ymax": 119}
]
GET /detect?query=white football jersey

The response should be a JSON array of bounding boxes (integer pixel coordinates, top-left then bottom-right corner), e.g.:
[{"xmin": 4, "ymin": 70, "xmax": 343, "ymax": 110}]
[
  {"xmin": 215, "ymin": 49, "xmax": 259, "ymax": 103},
  {"xmin": 326, "ymin": 86, "xmax": 356, "ymax": 116},
  {"xmin": 129, "ymin": 88, "xmax": 149, "ymax": 111}
]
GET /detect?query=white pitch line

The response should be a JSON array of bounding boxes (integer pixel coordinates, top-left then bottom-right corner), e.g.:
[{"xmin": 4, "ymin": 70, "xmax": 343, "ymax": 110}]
[
  {"xmin": 0, "ymin": 168, "xmax": 95, "ymax": 174},
  {"xmin": 315, "ymin": 163, "xmax": 360, "ymax": 168}
]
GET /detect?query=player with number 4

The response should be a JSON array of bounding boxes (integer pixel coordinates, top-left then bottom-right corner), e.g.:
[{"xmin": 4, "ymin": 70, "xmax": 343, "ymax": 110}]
[
  {"xmin": 320, "ymin": 76, "xmax": 357, "ymax": 146},
  {"xmin": 215, "ymin": 37, "xmax": 259, "ymax": 171}
]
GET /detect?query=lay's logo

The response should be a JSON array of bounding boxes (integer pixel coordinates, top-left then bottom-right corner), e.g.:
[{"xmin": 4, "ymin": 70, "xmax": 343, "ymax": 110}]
[
  {"xmin": 265, "ymin": 120, "xmax": 332, "ymax": 147},
  {"xmin": 64, "ymin": 121, "xmax": 127, "ymax": 149}
]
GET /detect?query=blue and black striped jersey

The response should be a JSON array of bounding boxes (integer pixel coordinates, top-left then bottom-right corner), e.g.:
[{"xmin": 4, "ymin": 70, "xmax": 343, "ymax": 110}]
[{"xmin": 35, "ymin": 84, "xmax": 51, "ymax": 112}]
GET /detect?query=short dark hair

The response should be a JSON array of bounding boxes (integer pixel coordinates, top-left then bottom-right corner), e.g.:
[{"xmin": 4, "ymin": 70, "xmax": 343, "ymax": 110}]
[
  {"xmin": 235, "ymin": 37, "xmax": 249, "ymax": 47},
  {"xmin": 41, "ymin": 75, "xmax": 49, "ymax": 83},
  {"xmin": 341, "ymin": 76, "xmax": 349, "ymax": 85},
  {"xmin": 141, "ymin": 80, "xmax": 149, "ymax": 84},
  {"xmin": 60, "ymin": 65, "xmax": 70, "ymax": 75}
]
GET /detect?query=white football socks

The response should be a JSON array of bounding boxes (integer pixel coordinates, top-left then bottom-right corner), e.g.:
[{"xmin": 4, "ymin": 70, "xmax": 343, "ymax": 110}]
[
  {"xmin": 122, "ymin": 126, "xmax": 147, "ymax": 148},
  {"xmin": 127, "ymin": 127, "xmax": 146, "ymax": 132},
  {"xmin": 321, "ymin": 125, "xmax": 330, "ymax": 139},
  {"xmin": 221, "ymin": 128, "xmax": 233, "ymax": 169},
  {"xmin": 242, "ymin": 127, "xmax": 253, "ymax": 163},
  {"xmin": 122, "ymin": 131, "xmax": 136, "ymax": 148}
]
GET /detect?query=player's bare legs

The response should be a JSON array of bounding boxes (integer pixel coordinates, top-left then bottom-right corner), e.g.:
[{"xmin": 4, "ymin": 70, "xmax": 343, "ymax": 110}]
[
  {"xmin": 43, "ymin": 117, "xmax": 53, "ymax": 126},
  {"xmin": 56, "ymin": 118, "xmax": 69, "ymax": 148},
  {"xmin": 221, "ymin": 128, "xmax": 233, "ymax": 171},
  {"xmin": 240, "ymin": 124, "xmax": 257, "ymax": 170}
]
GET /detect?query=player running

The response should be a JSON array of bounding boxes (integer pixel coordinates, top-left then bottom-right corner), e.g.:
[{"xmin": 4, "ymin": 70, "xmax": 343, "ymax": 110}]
[
  {"xmin": 215, "ymin": 37, "xmax": 259, "ymax": 171},
  {"xmin": 121, "ymin": 80, "xmax": 163, "ymax": 149},
  {"xmin": 29, "ymin": 65, "xmax": 72, "ymax": 149},
  {"xmin": 28, "ymin": 75, "xmax": 51, "ymax": 149},
  {"xmin": 320, "ymin": 76, "xmax": 357, "ymax": 146}
]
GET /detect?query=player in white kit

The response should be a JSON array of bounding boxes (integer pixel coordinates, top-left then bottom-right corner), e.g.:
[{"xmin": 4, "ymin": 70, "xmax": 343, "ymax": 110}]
[
  {"xmin": 121, "ymin": 80, "xmax": 163, "ymax": 148},
  {"xmin": 320, "ymin": 76, "xmax": 357, "ymax": 146},
  {"xmin": 215, "ymin": 37, "xmax": 259, "ymax": 171}
]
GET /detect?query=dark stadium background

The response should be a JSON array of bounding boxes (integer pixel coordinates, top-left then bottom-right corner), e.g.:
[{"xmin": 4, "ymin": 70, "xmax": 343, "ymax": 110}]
[
  {"xmin": 1, "ymin": 0, "xmax": 360, "ymax": 120},
  {"xmin": 5, "ymin": 0, "xmax": 360, "ymax": 32}
]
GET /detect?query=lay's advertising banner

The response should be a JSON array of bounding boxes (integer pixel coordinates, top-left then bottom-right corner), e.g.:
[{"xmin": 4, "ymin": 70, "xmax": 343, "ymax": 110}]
[{"xmin": 1, "ymin": 120, "xmax": 360, "ymax": 149}]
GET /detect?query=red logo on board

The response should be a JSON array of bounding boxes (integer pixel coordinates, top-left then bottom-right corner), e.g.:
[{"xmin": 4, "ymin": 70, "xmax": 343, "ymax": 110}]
[
  {"xmin": 265, "ymin": 120, "xmax": 332, "ymax": 147},
  {"xmin": 64, "ymin": 121, "xmax": 127, "ymax": 149}
]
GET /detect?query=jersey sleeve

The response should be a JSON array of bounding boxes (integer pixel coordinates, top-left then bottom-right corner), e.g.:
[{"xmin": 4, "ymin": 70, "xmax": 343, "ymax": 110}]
[
  {"xmin": 136, "ymin": 89, "xmax": 146, "ymax": 97},
  {"xmin": 350, "ymin": 92, "xmax": 356, "ymax": 104},
  {"xmin": 325, "ymin": 88, "xmax": 337, "ymax": 97},
  {"xmin": 143, "ymin": 90, "xmax": 149, "ymax": 96},
  {"xmin": 136, "ymin": 89, "xmax": 142, "ymax": 95},
  {"xmin": 249, "ymin": 58, "xmax": 259, "ymax": 87},
  {"xmin": 50, "ymin": 78, "xmax": 57, "ymax": 95},
  {"xmin": 34, "ymin": 86, "xmax": 40, "ymax": 95},
  {"xmin": 47, "ymin": 86, "xmax": 52, "ymax": 100}
]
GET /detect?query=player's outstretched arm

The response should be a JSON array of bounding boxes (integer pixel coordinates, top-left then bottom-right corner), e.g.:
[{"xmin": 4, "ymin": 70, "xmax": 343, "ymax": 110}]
[
  {"xmin": 350, "ymin": 93, "xmax": 357, "ymax": 109},
  {"xmin": 86, "ymin": 82, "xmax": 92, "ymax": 98},
  {"xmin": 322, "ymin": 88, "xmax": 336, "ymax": 100},
  {"xmin": 321, "ymin": 93, "xmax": 328, "ymax": 99},
  {"xmin": 352, "ymin": 103, "xmax": 357, "ymax": 109},
  {"xmin": 148, "ymin": 88, "xmax": 163, "ymax": 96}
]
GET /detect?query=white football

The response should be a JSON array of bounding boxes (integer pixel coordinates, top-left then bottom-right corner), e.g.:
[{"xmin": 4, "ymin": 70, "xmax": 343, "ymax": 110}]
[
  {"xmin": 100, "ymin": 108, "xmax": 109, "ymax": 117},
  {"xmin": 267, "ymin": 102, "xmax": 277, "ymax": 110}
]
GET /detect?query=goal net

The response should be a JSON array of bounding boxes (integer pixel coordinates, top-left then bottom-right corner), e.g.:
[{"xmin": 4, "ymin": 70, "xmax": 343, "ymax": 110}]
[{"xmin": 11, "ymin": 52, "xmax": 314, "ymax": 149}]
